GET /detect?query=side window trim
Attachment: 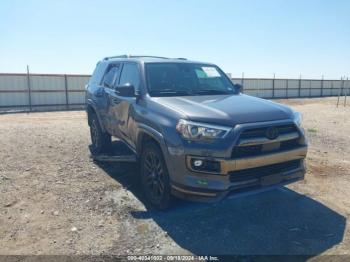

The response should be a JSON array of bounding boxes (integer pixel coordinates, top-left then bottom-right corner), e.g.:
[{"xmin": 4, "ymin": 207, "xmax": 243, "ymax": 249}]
[
  {"xmin": 112, "ymin": 63, "xmax": 122, "ymax": 88},
  {"xmin": 117, "ymin": 62, "xmax": 141, "ymax": 89},
  {"xmin": 100, "ymin": 63, "xmax": 120, "ymax": 88},
  {"xmin": 116, "ymin": 63, "xmax": 125, "ymax": 86}
]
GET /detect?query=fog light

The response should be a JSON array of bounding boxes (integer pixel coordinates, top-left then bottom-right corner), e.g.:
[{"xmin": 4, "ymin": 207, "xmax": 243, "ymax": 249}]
[
  {"xmin": 190, "ymin": 158, "xmax": 221, "ymax": 173},
  {"xmin": 193, "ymin": 160, "xmax": 203, "ymax": 167}
]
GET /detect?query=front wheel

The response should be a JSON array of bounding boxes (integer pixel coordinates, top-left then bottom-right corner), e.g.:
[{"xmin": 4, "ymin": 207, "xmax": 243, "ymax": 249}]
[{"xmin": 141, "ymin": 142, "xmax": 172, "ymax": 210}]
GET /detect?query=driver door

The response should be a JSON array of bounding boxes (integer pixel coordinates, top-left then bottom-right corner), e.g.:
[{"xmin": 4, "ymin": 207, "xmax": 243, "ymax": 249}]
[
  {"xmin": 107, "ymin": 62, "xmax": 141, "ymax": 148},
  {"xmin": 100, "ymin": 63, "xmax": 121, "ymax": 136}
]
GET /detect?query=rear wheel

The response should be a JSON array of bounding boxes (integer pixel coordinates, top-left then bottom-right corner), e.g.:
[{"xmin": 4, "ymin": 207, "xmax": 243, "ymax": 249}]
[
  {"xmin": 141, "ymin": 142, "xmax": 171, "ymax": 210},
  {"xmin": 90, "ymin": 113, "xmax": 111, "ymax": 153}
]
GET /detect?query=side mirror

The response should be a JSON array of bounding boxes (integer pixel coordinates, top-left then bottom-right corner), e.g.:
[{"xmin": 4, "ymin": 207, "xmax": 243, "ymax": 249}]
[
  {"xmin": 234, "ymin": 83, "xmax": 243, "ymax": 93},
  {"xmin": 103, "ymin": 80, "xmax": 112, "ymax": 88},
  {"xmin": 115, "ymin": 84, "xmax": 138, "ymax": 97}
]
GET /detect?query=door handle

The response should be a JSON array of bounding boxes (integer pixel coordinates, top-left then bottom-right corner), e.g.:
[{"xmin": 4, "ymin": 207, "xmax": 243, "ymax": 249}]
[
  {"xmin": 110, "ymin": 97, "xmax": 120, "ymax": 104},
  {"xmin": 94, "ymin": 88, "xmax": 104, "ymax": 97}
]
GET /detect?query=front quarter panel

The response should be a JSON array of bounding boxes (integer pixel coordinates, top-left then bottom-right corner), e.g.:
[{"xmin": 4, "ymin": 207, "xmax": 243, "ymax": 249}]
[{"xmin": 135, "ymin": 96, "xmax": 185, "ymax": 165}]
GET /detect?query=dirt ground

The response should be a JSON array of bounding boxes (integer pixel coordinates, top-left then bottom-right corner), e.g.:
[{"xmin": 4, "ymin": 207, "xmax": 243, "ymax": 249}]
[{"xmin": 0, "ymin": 97, "xmax": 350, "ymax": 257}]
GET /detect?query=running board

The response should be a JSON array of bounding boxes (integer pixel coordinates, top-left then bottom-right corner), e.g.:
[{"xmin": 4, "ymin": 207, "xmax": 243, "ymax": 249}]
[
  {"xmin": 89, "ymin": 141, "xmax": 138, "ymax": 163},
  {"xmin": 91, "ymin": 154, "xmax": 137, "ymax": 162}
]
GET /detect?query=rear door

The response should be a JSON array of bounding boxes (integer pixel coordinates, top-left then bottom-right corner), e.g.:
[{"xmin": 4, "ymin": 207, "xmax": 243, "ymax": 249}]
[
  {"xmin": 107, "ymin": 62, "xmax": 141, "ymax": 148},
  {"xmin": 99, "ymin": 63, "xmax": 121, "ymax": 135}
]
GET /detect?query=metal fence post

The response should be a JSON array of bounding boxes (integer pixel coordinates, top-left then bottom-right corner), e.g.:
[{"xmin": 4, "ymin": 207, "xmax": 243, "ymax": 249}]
[
  {"xmin": 298, "ymin": 74, "xmax": 301, "ymax": 97},
  {"xmin": 272, "ymin": 73, "xmax": 275, "ymax": 98},
  {"xmin": 337, "ymin": 77, "xmax": 342, "ymax": 107},
  {"xmin": 321, "ymin": 75, "xmax": 324, "ymax": 97},
  {"xmin": 26, "ymin": 65, "xmax": 32, "ymax": 112},
  {"xmin": 309, "ymin": 80, "xmax": 312, "ymax": 98},
  {"xmin": 64, "ymin": 74, "xmax": 69, "ymax": 110},
  {"xmin": 344, "ymin": 78, "xmax": 348, "ymax": 107},
  {"xmin": 241, "ymin": 72, "xmax": 245, "ymax": 94},
  {"xmin": 344, "ymin": 77, "xmax": 349, "ymax": 107},
  {"xmin": 344, "ymin": 77, "xmax": 350, "ymax": 106}
]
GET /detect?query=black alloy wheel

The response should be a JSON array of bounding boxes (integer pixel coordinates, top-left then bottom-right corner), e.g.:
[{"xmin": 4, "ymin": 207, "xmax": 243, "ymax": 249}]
[{"xmin": 141, "ymin": 142, "xmax": 171, "ymax": 209}]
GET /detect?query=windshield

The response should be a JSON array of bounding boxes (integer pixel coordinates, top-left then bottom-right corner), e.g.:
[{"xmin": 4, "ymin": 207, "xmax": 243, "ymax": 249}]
[{"xmin": 145, "ymin": 63, "xmax": 237, "ymax": 97}]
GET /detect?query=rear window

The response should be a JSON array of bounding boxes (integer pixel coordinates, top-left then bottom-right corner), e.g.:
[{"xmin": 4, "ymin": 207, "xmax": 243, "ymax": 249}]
[{"xmin": 89, "ymin": 62, "xmax": 108, "ymax": 86}]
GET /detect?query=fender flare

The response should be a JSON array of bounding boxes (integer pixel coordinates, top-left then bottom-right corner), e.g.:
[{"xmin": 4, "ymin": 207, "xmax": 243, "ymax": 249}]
[
  {"xmin": 136, "ymin": 123, "xmax": 168, "ymax": 156},
  {"xmin": 86, "ymin": 101, "xmax": 106, "ymax": 133}
]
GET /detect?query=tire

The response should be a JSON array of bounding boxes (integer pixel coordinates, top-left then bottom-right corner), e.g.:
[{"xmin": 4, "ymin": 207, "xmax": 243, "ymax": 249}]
[
  {"xmin": 89, "ymin": 113, "xmax": 111, "ymax": 154},
  {"xmin": 140, "ymin": 141, "xmax": 172, "ymax": 210}
]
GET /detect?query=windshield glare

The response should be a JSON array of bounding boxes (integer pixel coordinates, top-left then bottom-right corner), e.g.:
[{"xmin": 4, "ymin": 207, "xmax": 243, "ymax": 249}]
[{"xmin": 145, "ymin": 63, "xmax": 236, "ymax": 97}]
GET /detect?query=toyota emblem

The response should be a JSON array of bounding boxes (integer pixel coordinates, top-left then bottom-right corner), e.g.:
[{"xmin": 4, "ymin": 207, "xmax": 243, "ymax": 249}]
[{"xmin": 265, "ymin": 127, "xmax": 279, "ymax": 140}]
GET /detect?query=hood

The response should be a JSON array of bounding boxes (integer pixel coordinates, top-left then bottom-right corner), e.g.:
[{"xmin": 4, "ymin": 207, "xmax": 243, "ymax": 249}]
[{"xmin": 152, "ymin": 94, "xmax": 294, "ymax": 126}]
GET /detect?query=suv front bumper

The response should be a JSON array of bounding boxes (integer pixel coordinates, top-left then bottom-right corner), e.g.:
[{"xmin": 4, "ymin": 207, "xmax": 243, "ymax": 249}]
[
  {"xmin": 162, "ymin": 119, "xmax": 308, "ymax": 202},
  {"xmin": 169, "ymin": 146, "xmax": 307, "ymax": 202},
  {"xmin": 186, "ymin": 146, "xmax": 307, "ymax": 175}
]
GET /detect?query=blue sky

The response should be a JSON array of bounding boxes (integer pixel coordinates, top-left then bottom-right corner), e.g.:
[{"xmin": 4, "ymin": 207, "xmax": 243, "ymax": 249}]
[{"xmin": 1, "ymin": 0, "xmax": 349, "ymax": 79}]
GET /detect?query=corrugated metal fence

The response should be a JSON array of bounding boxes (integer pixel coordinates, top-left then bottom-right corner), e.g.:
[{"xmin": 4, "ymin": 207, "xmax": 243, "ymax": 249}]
[
  {"xmin": 232, "ymin": 78, "xmax": 350, "ymax": 99},
  {"xmin": 0, "ymin": 73, "xmax": 90, "ymax": 112},
  {"xmin": 0, "ymin": 73, "xmax": 349, "ymax": 112}
]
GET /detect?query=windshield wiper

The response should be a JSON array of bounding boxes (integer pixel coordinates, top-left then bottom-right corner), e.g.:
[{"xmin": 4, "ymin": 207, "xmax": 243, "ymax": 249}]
[{"xmin": 192, "ymin": 89, "xmax": 230, "ymax": 95}]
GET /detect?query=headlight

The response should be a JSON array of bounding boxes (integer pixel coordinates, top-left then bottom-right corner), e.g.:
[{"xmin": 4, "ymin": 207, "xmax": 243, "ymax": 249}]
[
  {"xmin": 176, "ymin": 119, "xmax": 231, "ymax": 140},
  {"xmin": 293, "ymin": 111, "xmax": 302, "ymax": 127}
]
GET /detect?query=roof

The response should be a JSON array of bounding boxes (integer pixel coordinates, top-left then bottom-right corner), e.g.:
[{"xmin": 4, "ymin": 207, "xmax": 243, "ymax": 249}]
[{"xmin": 101, "ymin": 55, "xmax": 213, "ymax": 65}]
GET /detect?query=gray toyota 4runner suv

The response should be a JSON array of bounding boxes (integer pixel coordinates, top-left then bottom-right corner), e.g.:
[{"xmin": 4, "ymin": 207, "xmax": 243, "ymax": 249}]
[{"xmin": 86, "ymin": 55, "xmax": 308, "ymax": 209}]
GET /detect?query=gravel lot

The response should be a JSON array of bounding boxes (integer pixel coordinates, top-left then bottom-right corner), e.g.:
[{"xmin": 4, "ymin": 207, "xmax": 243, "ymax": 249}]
[{"xmin": 0, "ymin": 97, "xmax": 350, "ymax": 257}]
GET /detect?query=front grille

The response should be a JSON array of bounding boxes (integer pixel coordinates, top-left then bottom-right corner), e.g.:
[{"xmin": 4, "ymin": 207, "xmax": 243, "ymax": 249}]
[
  {"xmin": 232, "ymin": 138, "xmax": 300, "ymax": 158},
  {"xmin": 280, "ymin": 138, "xmax": 300, "ymax": 150},
  {"xmin": 232, "ymin": 124, "xmax": 300, "ymax": 158},
  {"xmin": 232, "ymin": 144, "xmax": 263, "ymax": 157},
  {"xmin": 229, "ymin": 160, "xmax": 302, "ymax": 183},
  {"xmin": 239, "ymin": 124, "xmax": 297, "ymax": 139}
]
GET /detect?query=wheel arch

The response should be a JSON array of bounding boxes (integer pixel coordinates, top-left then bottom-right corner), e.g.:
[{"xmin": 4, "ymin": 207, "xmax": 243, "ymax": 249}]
[
  {"xmin": 138, "ymin": 125, "xmax": 172, "ymax": 210},
  {"xmin": 86, "ymin": 103, "xmax": 106, "ymax": 133},
  {"xmin": 136, "ymin": 125, "xmax": 168, "ymax": 157}
]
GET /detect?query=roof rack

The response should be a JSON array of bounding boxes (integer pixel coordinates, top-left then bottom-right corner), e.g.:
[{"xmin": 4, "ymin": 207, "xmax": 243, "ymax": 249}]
[
  {"xmin": 103, "ymin": 55, "xmax": 129, "ymax": 60},
  {"xmin": 103, "ymin": 55, "xmax": 171, "ymax": 60},
  {"xmin": 103, "ymin": 55, "xmax": 188, "ymax": 61}
]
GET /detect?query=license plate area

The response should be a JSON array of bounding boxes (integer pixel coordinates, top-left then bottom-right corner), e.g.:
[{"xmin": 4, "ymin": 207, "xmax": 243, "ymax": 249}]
[
  {"xmin": 260, "ymin": 174, "xmax": 282, "ymax": 186},
  {"xmin": 262, "ymin": 142, "xmax": 280, "ymax": 152}
]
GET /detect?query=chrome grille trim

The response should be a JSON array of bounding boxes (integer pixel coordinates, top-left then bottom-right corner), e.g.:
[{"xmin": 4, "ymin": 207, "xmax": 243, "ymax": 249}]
[{"xmin": 237, "ymin": 131, "xmax": 299, "ymax": 146}]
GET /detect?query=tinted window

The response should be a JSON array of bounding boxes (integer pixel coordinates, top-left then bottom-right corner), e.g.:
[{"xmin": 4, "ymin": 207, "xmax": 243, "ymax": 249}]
[
  {"xmin": 145, "ymin": 63, "xmax": 236, "ymax": 97},
  {"xmin": 119, "ymin": 63, "xmax": 140, "ymax": 90},
  {"xmin": 102, "ymin": 65, "xmax": 120, "ymax": 88},
  {"xmin": 89, "ymin": 62, "xmax": 108, "ymax": 86}
]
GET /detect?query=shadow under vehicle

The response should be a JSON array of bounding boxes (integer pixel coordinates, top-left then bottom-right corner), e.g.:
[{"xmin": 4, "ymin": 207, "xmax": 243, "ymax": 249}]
[{"xmin": 93, "ymin": 141, "xmax": 345, "ymax": 257}]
